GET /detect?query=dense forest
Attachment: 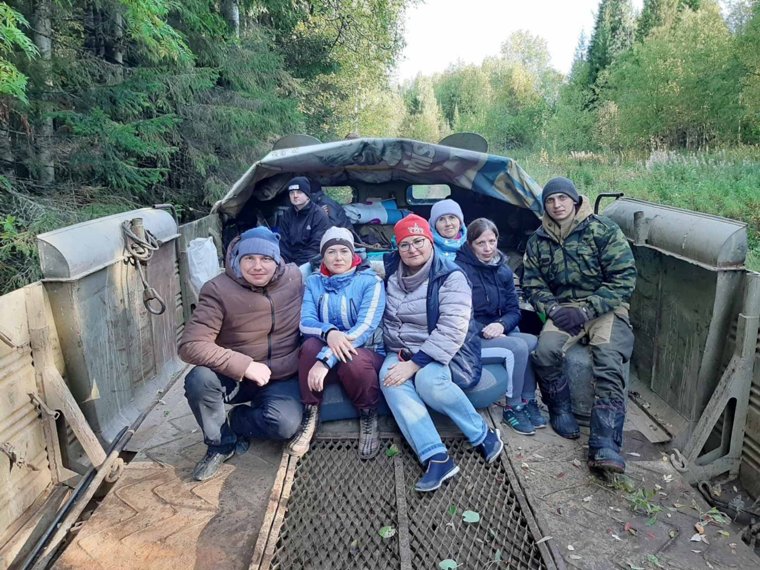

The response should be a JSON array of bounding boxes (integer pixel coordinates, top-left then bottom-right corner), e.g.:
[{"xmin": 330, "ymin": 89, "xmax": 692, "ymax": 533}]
[{"xmin": 0, "ymin": 0, "xmax": 759, "ymax": 292}]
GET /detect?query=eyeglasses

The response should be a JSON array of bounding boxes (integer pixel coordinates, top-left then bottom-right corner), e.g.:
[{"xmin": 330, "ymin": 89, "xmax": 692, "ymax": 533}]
[{"xmin": 398, "ymin": 237, "xmax": 428, "ymax": 252}]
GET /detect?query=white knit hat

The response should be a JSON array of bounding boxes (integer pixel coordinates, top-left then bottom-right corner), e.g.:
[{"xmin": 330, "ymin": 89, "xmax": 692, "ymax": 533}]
[{"xmin": 320, "ymin": 226, "xmax": 355, "ymax": 255}]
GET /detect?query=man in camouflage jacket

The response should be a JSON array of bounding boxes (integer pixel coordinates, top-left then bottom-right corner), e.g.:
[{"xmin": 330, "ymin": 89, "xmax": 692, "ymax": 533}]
[{"xmin": 523, "ymin": 177, "xmax": 636, "ymax": 475}]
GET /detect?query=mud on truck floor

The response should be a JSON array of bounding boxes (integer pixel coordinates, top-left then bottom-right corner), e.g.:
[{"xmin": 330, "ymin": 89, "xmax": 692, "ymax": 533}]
[{"xmin": 53, "ymin": 377, "xmax": 760, "ymax": 570}]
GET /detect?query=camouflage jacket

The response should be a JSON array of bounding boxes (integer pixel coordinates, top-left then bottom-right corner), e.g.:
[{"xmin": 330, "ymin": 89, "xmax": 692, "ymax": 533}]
[{"xmin": 522, "ymin": 196, "xmax": 636, "ymax": 319}]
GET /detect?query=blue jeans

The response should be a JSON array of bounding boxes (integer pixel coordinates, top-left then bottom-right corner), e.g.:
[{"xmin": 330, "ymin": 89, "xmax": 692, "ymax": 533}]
[
  {"xmin": 184, "ymin": 366, "xmax": 303, "ymax": 454},
  {"xmin": 379, "ymin": 354, "xmax": 487, "ymax": 464},
  {"xmin": 483, "ymin": 331, "xmax": 539, "ymax": 406}
]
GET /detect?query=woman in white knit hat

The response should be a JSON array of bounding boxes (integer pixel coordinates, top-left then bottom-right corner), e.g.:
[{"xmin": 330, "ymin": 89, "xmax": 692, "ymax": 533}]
[{"xmin": 287, "ymin": 227, "xmax": 387, "ymax": 459}]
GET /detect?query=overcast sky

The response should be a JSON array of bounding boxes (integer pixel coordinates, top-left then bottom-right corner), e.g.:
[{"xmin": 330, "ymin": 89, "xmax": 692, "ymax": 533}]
[{"xmin": 395, "ymin": 0, "xmax": 645, "ymax": 81}]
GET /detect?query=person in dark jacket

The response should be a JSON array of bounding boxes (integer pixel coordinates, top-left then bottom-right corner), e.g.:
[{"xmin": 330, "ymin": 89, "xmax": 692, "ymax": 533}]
[
  {"xmin": 278, "ymin": 176, "xmax": 331, "ymax": 265},
  {"xmin": 455, "ymin": 218, "xmax": 545, "ymax": 436},
  {"xmin": 523, "ymin": 177, "xmax": 636, "ymax": 475},
  {"xmin": 380, "ymin": 215, "xmax": 503, "ymax": 492},
  {"xmin": 310, "ymin": 180, "xmax": 354, "ymax": 231},
  {"xmin": 179, "ymin": 227, "xmax": 304, "ymax": 481}
]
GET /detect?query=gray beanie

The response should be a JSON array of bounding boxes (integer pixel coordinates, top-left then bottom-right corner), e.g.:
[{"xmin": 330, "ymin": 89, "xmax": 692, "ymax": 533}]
[
  {"xmin": 429, "ymin": 199, "xmax": 464, "ymax": 229},
  {"xmin": 320, "ymin": 226, "xmax": 355, "ymax": 256},
  {"xmin": 231, "ymin": 227, "xmax": 281, "ymax": 279},
  {"xmin": 542, "ymin": 177, "xmax": 580, "ymax": 205}
]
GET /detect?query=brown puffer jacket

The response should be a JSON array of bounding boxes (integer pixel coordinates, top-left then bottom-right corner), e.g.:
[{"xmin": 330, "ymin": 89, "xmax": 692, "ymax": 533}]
[{"xmin": 178, "ymin": 237, "xmax": 303, "ymax": 381}]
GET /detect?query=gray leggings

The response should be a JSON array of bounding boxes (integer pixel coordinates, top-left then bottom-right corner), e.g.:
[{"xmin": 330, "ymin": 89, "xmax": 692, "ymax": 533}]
[{"xmin": 482, "ymin": 331, "xmax": 539, "ymax": 406}]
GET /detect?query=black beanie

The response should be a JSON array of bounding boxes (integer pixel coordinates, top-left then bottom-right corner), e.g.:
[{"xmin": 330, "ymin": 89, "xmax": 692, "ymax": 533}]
[
  {"xmin": 542, "ymin": 177, "xmax": 579, "ymax": 205},
  {"xmin": 286, "ymin": 176, "xmax": 312, "ymax": 198}
]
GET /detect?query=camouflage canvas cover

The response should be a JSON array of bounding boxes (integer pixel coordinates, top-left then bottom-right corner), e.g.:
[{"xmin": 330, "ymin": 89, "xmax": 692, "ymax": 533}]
[{"xmin": 214, "ymin": 138, "xmax": 544, "ymax": 219}]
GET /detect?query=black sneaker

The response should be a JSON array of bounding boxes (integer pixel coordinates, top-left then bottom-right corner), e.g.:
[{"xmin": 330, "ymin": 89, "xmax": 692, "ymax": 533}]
[{"xmin": 192, "ymin": 448, "xmax": 234, "ymax": 481}]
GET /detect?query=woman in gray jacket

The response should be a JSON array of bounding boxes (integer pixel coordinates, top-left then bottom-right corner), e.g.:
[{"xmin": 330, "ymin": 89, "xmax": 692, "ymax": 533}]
[{"xmin": 381, "ymin": 215, "xmax": 503, "ymax": 492}]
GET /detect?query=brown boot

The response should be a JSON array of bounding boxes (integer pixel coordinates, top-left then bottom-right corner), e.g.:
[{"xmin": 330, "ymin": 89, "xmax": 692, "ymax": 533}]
[
  {"xmin": 287, "ymin": 405, "xmax": 319, "ymax": 457},
  {"xmin": 358, "ymin": 408, "xmax": 380, "ymax": 460}
]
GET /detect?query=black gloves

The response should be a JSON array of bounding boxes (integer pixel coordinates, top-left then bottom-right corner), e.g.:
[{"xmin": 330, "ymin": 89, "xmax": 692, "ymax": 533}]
[{"xmin": 549, "ymin": 306, "xmax": 589, "ymax": 336}]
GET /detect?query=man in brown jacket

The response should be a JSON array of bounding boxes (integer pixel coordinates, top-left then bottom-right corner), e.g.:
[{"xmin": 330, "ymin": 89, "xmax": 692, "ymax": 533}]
[{"xmin": 179, "ymin": 227, "xmax": 304, "ymax": 481}]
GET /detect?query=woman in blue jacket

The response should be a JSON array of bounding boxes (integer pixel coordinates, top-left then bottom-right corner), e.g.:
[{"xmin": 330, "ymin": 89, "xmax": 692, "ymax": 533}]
[
  {"xmin": 287, "ymin": 227, "xmax": 386, "ymax": 459},
  {"xmin": 430, "ymin": 199, "xmax": 467, "ymax": 261},
  {"xmin": 455, "ymin": 218, "xmax": 547, "ymax": 435}
]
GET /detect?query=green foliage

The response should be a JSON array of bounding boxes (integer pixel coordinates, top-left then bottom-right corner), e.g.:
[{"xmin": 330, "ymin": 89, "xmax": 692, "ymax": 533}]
[
  {"xmin": 0, "ymin": 2, "xmax": 37, "ymax": 101},
  {"xmin": 606, "ymin": 2, "xmax": 740, "ymax": 148},
  {"xmin": 399, "ymin": 76, "xmax": 447, "ymax": 142},
  {"xmin": 736, "ymin": 1, "xmax": 760, "ymax": 142},
  {"xmin": 119, "ymin": 0, "xmax": 193, "ymax": 64},
  {"xmin": 586, "ymin": 0, "xmax": 636, "ymax": 88}
]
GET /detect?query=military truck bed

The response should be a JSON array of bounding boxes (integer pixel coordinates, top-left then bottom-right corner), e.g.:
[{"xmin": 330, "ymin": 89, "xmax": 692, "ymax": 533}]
[{"xmin": 54, "ymin": 376, "xmax": 759, "ymax": 570}]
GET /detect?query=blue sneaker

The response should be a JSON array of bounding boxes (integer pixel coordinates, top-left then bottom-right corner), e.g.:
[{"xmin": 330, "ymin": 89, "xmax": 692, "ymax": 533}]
[
  {"xmin": 479, "ymin": 428, "xmax": 504, "ymax": 463},
  {"xmin": 523, "ymin": 399, "xmax": 548, "ymax": 429},
  {"xmin": 415, "ymin": 453, "xmax": 459, "ymax": 492},
  {"xmin": 502, "ymin": 406, "xmax": 536, "ymax": 435}
]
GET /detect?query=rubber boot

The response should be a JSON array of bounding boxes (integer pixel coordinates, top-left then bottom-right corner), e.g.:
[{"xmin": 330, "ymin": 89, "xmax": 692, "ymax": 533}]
[
  {"xmin": 539, "ymin": 377, "xmax": 580, "ymax": 439},
  {"xmin": 587, "ymin": 398, "xmax": 626, "ymax": 474}
]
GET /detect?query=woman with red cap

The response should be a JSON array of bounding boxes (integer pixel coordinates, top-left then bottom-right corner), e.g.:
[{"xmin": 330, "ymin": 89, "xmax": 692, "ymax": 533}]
[{"xmin": 380, "ymin": 214, "xmax": 504, "ymax": 492}]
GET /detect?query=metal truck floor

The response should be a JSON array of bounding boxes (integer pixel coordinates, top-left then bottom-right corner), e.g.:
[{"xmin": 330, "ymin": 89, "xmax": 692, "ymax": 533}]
[{"xmin": 54, "ymin": 378, "xmax": 759, "ymax": 569}]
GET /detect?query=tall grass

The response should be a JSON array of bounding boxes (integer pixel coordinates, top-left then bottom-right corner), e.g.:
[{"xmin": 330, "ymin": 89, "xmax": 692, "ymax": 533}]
[{"xmin": 511, "ymin": 147, "xmax": 760, "ymax": 271}]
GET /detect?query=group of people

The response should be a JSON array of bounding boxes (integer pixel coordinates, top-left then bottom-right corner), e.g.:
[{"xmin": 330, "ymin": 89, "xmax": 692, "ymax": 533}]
[{"xmin": 178, "ymin": 175, "xmax": 636, "ymax": 492}]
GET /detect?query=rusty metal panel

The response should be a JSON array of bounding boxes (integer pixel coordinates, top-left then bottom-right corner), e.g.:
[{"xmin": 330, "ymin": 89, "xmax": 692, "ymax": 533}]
[
  {"xmin": 267, "ymin": 437, "xmax": 551, "ymax": 570},
  {"xmin": 0, "ymin": 287, "xmax": 53, "ymax": 547}
]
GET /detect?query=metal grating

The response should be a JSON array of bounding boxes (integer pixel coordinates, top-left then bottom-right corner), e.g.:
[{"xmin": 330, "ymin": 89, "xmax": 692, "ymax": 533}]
[{"xmin": 267, "ymin": 437, "xmax": 551, "ymax": 570}]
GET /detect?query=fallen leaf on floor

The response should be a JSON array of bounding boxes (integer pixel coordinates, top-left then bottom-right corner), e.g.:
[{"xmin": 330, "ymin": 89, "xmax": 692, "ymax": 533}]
[
  {"xmin": 582, "ymin": 495, "xmax": 592, "ymax": 502},
  {"xmin": 438, "ymin": 559, "xmax": 458, "ymax": 570},
  {"xmin": 668, "ymin": 529, "xmax": 677, "ymax": 539},
  {"xmin": 654, "ymin": 483, "xmax": 662, "ymax": 490},
  {"xmin": 462, "ymin": 511, "xmax": 480, "ymax": 524},
  {"xmin": 732, "ymin": 485, "xmax": 738, "ymax": 493},
  {"xmin": 378, "ymin": 526, "xmax": 396, "ymax": 539},
  {"xmin": 569, "ymin": 555, "xmax": 582, "ymax": 560},
  {"xmin": 521, "ymin": 462, "xmax": 529, "ymax": 470},
  {"xmin": 691, "ymin": 550, "xmax": 702, "ymax": 553},
  {"xmin": 717, "ymin": 530, "xmax": 729, "ymax": 537},
  {"xmin": 663, "ymin": 474, "xmax": 674, "ymax": 483},
  {"xmin": 535, "ymin": 536, "xmax": 552, "ymax": 545},
  {"xmin": 695, "ymin": 522, "xmax": 705, "ymax": 535},
  {"xmin": 627, "ymin": 452, "xmax": 641, "ymax": 457},
  {"xmin": 624, "ymin": 522, "xmax": 637, "ymax": 535},
  {"xmin": 386, "ymin": 444, "xmax": 400, "ymax": 458},
  {"xmin": 611, "ymin": 533, "xmax": 622, "ymax": 541},
  {"xmin": 533, "ymin": 453, "xmax": 545, "ymax": 459},
  {"xmin": 667, "ymin": 513, "xmax": 672, "ymax": 518},
  {"xmin": 626, "ymin": 563, "xmax": 645, "ymax": 570},
  {"xmin": 690, "ymin": 533, "xmax": 703, "ymax": 542},
  {"xmin": 647, "ymin": 554, "xmax": 665, "ymax": 568},
  {"xmin": 567, "ymin": 544, "xmax": 575, "ymax": 551},
  {"xmin": 572, "ymin": 458, "xmax": 582, "ymax": 468}
]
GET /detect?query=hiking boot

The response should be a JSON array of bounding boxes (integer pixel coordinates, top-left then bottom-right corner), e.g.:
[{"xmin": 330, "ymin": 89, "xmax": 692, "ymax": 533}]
[
  {"xmin": 358, "ymin": 408, "xmax": 380, "ymax": 460},
  {"xmin": 479, "ymin": 428, "xmax": 504, "ymax": 463},
  {"xmin": 524, "ymin": 399, "xmax": 548, "ymax": 429},
  {"xmin": 502, "ymin": 405, "xmax": 536, "ymax": 435},
  {"xmin": 540, "ymin": 378, "xmax": 580, "ymax": 439},
  {"xmin": 588, "ymin": 398, "xmax": 626, "ymax": 474},
  {"xmin": 287, "ymin": 404, "xmax": 319, "ymax": 457},
  {"xmin": 415, "ymin": 453, "xmax": 459, "ymax": 492},
  {"xmin": 192, "ymin": 448, "xmax": 234, "ymax": 481}
]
